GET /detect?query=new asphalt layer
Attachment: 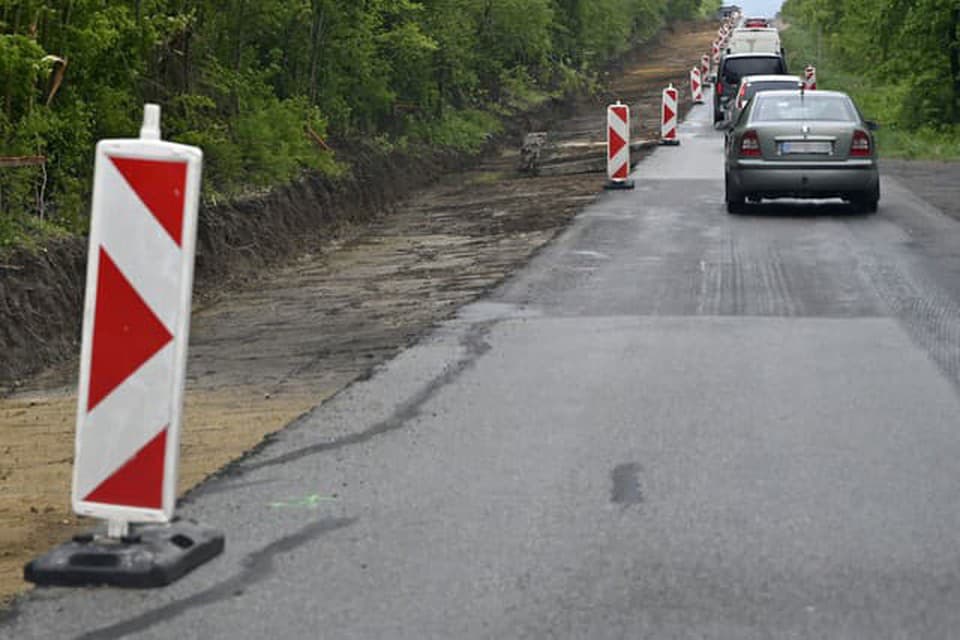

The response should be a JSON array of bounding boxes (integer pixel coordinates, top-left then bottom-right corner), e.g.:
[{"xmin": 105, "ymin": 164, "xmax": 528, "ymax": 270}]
[{"xmin": 5, "ymin": 90, "xmax": 960, "ymax": 639}]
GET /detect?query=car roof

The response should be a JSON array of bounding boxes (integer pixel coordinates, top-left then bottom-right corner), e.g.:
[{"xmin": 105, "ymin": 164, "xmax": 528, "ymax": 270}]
[
  {"xmin": 722, "ymin": 52, "xmax": 782, "ymax": 60},
  {"xmin": 732, "ymin": 27, "xmax": 777, "ymax": 33},
  {"xmin": 739, "ymin": 75, "xmax": 802, "ymax": 84},
  {"xmin": 753, "ymin": 89, "xmax": 851, "ymax": 99}
]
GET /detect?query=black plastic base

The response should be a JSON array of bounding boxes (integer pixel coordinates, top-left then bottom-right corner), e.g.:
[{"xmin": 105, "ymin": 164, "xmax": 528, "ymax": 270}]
[
  {"xmin": 604, "ymin": 179, "xmax": 635, "ymax": 190},
  {"xmin": 659, "ymin": 139, "xmax": 681, "ymax": 146},
  {"xmin": 24, "ymin": 520, "xmax": 224, "ymax": 588}
]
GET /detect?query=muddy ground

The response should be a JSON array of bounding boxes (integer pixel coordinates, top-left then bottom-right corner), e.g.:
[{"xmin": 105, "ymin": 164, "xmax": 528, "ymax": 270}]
[{"xmin": 0, "ymin": 22, "xmax": 718, "ymax": 604}]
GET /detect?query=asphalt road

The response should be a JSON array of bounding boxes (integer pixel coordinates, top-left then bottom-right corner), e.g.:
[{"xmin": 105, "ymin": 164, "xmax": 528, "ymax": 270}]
[{"xmin": 5, "ymin": 91, "xmax": 960, "ymax": 639}]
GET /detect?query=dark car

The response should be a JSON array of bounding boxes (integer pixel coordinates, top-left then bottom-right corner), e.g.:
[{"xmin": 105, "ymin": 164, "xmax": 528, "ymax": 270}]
[
  {"xmin": 717, "ymin": 5, "xmax": 740, "ymax": 19},
  {"xmin": 713, "ymin": 53, "xmax": 788, "ymax": 124}
]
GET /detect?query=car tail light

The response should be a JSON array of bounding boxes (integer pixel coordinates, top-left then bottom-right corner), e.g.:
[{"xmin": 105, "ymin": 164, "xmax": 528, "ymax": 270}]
[
  {"xmin": 739, "ymin": 130, "xmax": 761, "ymax": 157},
  {"xmin": 717, "ymin": 81, "xmax": 724, "ymax": 96},
  {"xmin": 850, "ymin": 129, "xmax": 872, "ymax": 157},
  {"xmin": 736, "ymin": 84, "xmax": 748, "ymax": 110}
]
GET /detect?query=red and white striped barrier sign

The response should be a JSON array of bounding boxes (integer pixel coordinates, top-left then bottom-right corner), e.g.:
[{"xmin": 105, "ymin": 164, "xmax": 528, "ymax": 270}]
[
  {"xmin": 701, "ymin": 54, "xmax": 711, "ymax": 82},
  {"xmin": 606, "ymin": 101, "xmax": 633, "ymax": 188},
  {"xmin": 660, "ymin": 84, "xmax": 679, "ymax": 145},
  {"xmin": 712, "ymin": 41, "xmax": 721, "ymax": 64},
  {"xmin": 72, "ymin": 105, "xmax": 202, "ymax": 527},
  {"xmin": 804, "ymin": 65, "xmax": 817, "ymax": 90},
  {"xmin": 690, "ymin": 67, "xmax": 704, "ymax": 104}
]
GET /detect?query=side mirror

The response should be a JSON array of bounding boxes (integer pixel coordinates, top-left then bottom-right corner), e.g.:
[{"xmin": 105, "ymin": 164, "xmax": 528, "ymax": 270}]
[{"xmin": 865, "ymin": 120, "xmax": 880, "ymax": 131}]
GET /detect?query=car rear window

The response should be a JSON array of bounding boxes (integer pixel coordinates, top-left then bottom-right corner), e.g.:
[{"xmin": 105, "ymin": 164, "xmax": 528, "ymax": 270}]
[
  {"xmin": 722, "ymin": 58, "xmax": 786, "ymax": 84},
  {"xmin": 752, "ymin": 95, "xmax": 858, "ymax": 122},
  {"xmin": 745, "ymin": 81, "xmax": 801, "ymax": 101}
]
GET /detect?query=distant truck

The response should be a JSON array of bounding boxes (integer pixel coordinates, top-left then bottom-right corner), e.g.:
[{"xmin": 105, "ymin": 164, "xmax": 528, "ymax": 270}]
[{"xmin": 725, "ymin": 27, "xmax": 783, "ymax": 57}]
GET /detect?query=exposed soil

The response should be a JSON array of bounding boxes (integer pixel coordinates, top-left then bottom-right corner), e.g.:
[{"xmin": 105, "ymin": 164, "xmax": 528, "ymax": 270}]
[{"xmin": 0, "ymin": 21, "xmax": 717, "ymax": 605}]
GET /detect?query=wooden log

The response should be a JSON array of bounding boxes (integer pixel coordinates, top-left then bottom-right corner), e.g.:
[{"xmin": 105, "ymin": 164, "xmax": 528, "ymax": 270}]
[{"xmin": 0, "ymin": 156, "xmax": 46, "ymax": 168}]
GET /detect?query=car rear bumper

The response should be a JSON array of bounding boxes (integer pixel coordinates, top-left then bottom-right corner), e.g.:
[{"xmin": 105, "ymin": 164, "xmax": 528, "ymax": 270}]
[{"xmin": 728, "ymin": 159, "xmax": 879, "ymax": 198}]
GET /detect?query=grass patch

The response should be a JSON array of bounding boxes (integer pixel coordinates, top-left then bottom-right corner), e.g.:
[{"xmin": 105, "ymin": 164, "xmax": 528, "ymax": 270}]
[
  {"xmin": 0, "ymin": 214, "xmax": 73, "ymax": 255},
  {"xmin": 466, "ymin": 171, "xmax": 508, "ymax": 186},
  {"xmin": 411, "ymin": 109, "xmax": 504, "ymax": 154}
]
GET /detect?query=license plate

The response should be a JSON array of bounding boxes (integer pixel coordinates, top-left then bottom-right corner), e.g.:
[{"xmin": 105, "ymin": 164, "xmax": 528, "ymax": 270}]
[{"xmin": 779, "ymin": 141, "xmax": 832, "ymax": 155}]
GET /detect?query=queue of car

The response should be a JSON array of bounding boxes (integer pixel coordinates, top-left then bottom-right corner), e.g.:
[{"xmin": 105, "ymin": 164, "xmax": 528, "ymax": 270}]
[{"xmin": 708, "ymin": 14, "xmax": 880, "ymax": 213}]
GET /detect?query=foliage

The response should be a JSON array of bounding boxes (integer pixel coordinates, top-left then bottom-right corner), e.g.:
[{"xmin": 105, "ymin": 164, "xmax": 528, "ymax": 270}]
[
  {"xmin": 780, "ymin": 1, "xmax": 960, "ymax": 159},
  {"xmin": 781, "ymin": 0, "xmax": 960, "ymax": 127},
  {"xmin": 0, "ymin": 0, "xmax": 715, "ymax": 246}
]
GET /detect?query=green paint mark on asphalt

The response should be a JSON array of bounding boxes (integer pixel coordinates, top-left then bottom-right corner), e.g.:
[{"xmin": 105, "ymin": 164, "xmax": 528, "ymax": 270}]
[{"xmin": 269, "ymin": 494, "xmax": 338, "ymax": 509}]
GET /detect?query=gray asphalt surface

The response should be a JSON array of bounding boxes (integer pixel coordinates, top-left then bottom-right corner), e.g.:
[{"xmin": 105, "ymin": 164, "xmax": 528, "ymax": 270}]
[{"xmin": 5, "ymin": 91, "xmax": 960, "ymax": 639}]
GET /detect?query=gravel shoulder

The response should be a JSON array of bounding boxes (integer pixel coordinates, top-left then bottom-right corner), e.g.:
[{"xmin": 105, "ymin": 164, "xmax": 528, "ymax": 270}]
[{"xmin": 880, "ymin": 159, "xmax": 960, "ymax": 223}]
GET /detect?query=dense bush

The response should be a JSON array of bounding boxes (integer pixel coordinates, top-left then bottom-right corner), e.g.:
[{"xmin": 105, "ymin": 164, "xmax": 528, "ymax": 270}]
[
  {"xmin": 781, "ymin": 0, "xmax": 960, "ymax": 131},
  {"xmin": 0, "ymin": 0, "xmax": 716, "ymax": 246}
]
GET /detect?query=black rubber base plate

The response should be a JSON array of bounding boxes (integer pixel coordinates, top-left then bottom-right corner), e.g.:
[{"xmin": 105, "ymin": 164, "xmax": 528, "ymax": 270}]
[
  {"xmin": 24, "ymin": 520, "xmax": 224, "ymax": 588},
  {"xmin": 604, "ymin": 179, "xmax": 635, "ymax": 190},
  {"xmin": 659, "ymin": 139, "xmax": 681, "ymax": 146}
]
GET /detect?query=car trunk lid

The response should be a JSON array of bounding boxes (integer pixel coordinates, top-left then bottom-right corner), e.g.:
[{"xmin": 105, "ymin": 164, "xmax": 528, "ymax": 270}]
[{"xmin": 753, "ymin": 121, "xmax": 858, "ymax": 161}]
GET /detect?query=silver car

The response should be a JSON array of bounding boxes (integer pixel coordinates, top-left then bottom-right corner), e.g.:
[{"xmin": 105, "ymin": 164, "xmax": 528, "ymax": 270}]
[
  {"xmin": 728, "ymin": 74, "xmax": 803, "ymax": 124},
  {"xmin": 724, "ymin": 90, "xmax": 880, "ymax": 213}
]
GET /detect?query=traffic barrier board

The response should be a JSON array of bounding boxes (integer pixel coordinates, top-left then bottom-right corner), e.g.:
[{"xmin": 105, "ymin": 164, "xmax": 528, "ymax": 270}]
[
  {"xmin": 26, "ymin": 105, "xmax": 224, "ymax": 589},
  {"xmin": 660, "ymin": 85, "xmax": 680, "ymax": 145},
  {"xmin": 690, "ymin": 67, "xmax": 704, "ymax": 104},
  {"xmin": 72, "ymin": 105, "xmax": 202, "ymax": 525},
  {"xmin": 605, "ymin": 102, "xmax": 634, "ymax": 189}
]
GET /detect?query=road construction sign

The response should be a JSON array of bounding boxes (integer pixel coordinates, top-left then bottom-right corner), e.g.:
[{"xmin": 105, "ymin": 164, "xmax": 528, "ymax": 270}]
[{"xmin": 72, "ymin": 107, "xmax": 202, "ymax": 524}]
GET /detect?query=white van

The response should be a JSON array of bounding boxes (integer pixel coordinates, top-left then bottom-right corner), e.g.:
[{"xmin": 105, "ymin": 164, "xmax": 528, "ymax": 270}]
[{"xmin": 726, "ymin": 28, "xmax": 783, "ymax": 56}]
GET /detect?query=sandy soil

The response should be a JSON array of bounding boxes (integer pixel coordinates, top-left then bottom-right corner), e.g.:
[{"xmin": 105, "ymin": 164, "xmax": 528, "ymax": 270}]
[{"xmin": 0, "ymin": 23, "xmax": 717, "ymax": 605}]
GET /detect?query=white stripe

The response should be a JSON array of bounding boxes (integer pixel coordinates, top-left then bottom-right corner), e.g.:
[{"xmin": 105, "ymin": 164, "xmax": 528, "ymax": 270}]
[
  {"xmin": 96, "ymin": 156, "xmax": 182, "ymax": 331},
  {"xmin": 74, "ymin": 342, "xmax": 174, "ymax": 501}
]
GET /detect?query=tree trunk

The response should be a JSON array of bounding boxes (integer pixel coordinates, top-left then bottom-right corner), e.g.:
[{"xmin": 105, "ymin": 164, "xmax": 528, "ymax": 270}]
[
  {"xmin": 308, "ymin": 2, "xmax": 326, "ymax": 105},
  {"xmin": 951, "ymin": 7, "xmax": 960, "ymax": 123}
]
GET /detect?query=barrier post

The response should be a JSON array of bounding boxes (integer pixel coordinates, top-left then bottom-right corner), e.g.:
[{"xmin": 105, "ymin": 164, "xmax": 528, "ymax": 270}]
[
  {"xmin": 24, "ymin": 105, "xmax": 225, "ymax": 588},
  {"xmin": 690, "ymin": 67, "xmax": 704, "ymax": 104},
  {"xmin": 701, "ymin": 54, "xmax": 712, "ymax": 83},
  {"xmin": 660, "ymin": 84, "xmax": 680, "ymax": 146},
  {"xmin": 605, "ymin": 101, "xmax": 634, "ymax": 189},
  {"xmin": 804, "ymin": 65, "xmax": 817, "ymax": 90}
]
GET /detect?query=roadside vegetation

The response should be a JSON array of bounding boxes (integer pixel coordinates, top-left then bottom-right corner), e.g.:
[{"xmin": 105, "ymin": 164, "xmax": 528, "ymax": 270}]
[
  {"xmin": 0, "ymin": 0, "xmax": 718, "ymax": 249},
  {"xmin": 780, "ymin": 0, "xmax": 960, "ymax": 160}
]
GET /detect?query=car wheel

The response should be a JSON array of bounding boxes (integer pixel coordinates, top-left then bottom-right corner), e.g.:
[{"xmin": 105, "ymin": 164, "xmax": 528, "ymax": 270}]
[
  {"xmin": 714, "ymin": 107, "xmax": 723, "ymax": 124},
  {"xmin": 853, "ymin": 183, "xmax": 880, "ymax": 214},
  {"xmin": 725, "ymin": 173, "xmax": 745, "ymax": 214}
]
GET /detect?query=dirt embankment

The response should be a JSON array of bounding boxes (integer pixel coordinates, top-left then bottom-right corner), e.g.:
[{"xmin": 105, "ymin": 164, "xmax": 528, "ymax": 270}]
[
  {"xmin": 0, "ymin": 21, "xmax": 718, "ymax": 607},
  {"xmin": 0, "ymin": 145, "xmax": 481, "ymax": 389}
]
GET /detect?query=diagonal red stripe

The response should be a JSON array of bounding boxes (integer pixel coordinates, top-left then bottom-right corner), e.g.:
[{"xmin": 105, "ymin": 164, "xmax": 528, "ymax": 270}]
[
  {"xmin": 110, "ymin": 157, "xmax": 187, "ymax": 246},
  {"xmin": 610, "ymin": 106, "xmax": 628, "ymax": 125},
  {"xmin": 87, "ymin": 249, "xmax": 173, "ymax": 411},
  {"xmin": 663, "ymin": 104, "xmax": 675, "ymax": 123},
  {"xmin": 608, "ymin": 128, "xmax": 626, "ymax": 159},
  {"xmin": 83, "ymin": 428, "xmax": 167, "ymax": 509}
]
